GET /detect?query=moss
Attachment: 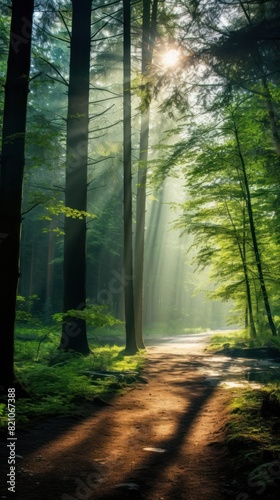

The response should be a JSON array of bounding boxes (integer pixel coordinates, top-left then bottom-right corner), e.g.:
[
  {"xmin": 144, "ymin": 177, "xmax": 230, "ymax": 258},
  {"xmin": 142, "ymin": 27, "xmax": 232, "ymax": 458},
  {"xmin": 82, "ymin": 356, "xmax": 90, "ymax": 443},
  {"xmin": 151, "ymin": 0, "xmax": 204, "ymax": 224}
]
[
  {"xmin": 0, "ymin": 326, "xmax": 146, "ymax": 431},
  {"xmin": 226, "ymin": 387, "xmax": 280, "ymax": 492}
]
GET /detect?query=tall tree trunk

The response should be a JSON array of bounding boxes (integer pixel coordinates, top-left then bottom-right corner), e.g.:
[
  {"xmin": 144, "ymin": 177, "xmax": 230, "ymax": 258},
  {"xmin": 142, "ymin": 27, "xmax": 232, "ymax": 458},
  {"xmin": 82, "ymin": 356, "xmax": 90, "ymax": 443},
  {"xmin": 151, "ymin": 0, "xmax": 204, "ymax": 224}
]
[
  {"xmin": 59, "ymin": 0, "xmax": 92, "ymax": 353},
  {"xmin": 46, "ymin": 221, "xmax": 55, "ymax": 303},
  {"xmin": 261, "ymin": 76, "xmax": 280, "ymax": 157},
  {"xmin": 224, "ymin": 199, "xmax": 257, "ymax": 338},
  {"xmin": 234, "ymin": 124, "xmax": 277, "ymax": 336},
  {"xmin": 123, "ymin": 0, "xmax": 138, "ymax": 354},
  {"xmin": 0, "ymin": 0, "xmax": 34, "ymax": 391},
  {"xmin": 241, "ymin": 212, "xmax": 257, "ymax": 338},
  {"xmin": 29, "ymin": 238, "xmax": 35, "ymax": 296},
  {"xmin": 135, "ymin": 0, "xmax": 158, "ymax": 348}
]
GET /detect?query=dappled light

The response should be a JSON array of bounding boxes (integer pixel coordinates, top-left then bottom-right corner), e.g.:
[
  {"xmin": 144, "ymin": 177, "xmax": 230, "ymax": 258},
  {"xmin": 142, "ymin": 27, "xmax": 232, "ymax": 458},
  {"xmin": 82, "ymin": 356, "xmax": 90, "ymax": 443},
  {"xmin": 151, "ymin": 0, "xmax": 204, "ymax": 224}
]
[{"xmin": 3, "ymin": 339, "xmax": 231, "ymax": 499}]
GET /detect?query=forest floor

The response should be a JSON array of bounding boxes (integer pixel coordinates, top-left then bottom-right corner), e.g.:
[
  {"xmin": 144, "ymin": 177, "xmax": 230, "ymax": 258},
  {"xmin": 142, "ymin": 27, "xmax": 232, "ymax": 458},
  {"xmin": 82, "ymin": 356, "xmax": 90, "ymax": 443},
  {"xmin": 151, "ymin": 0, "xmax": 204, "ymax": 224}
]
[{"xmin": 0, "ymin": 332, "xmax": 279, "ymax": 500}]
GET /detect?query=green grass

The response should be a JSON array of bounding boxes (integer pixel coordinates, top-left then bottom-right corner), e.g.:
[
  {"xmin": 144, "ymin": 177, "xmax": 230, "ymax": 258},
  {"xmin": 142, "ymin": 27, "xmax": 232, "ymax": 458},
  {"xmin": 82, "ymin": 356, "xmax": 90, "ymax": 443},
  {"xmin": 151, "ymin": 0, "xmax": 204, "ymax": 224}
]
[
  {"xmin": 0, "ymin": 325, "xmax": 145, "ymax": 431},
  {"xmin": 223, "ymin": 386, "xmax": 280, "ymax": 497},
  {"xmin": 225, "ymin": 386, "xmax": 280, "ymax": 486},
  {"xmin": 209, "ymin": 328, "xmax": 280, "ymax": 352},
  {"xmin": 207, "ymin": 329, "xmax": 246, "ymax": 350},
  {"xmin": 208, "ymin": 328, "xmax": 280, "ymax": 496},
  {"xmin": 207, "ymin": 329, "xmax": 280, "ymax": 351}
]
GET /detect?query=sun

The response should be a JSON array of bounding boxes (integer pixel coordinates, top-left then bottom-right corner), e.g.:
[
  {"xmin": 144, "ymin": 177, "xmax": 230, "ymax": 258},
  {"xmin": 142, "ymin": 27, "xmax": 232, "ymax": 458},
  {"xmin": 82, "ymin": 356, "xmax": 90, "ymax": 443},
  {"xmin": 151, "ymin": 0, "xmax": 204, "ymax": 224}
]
[{"xmin": 162, "ymin": 49, "xmax": 181, "ymax": 68}]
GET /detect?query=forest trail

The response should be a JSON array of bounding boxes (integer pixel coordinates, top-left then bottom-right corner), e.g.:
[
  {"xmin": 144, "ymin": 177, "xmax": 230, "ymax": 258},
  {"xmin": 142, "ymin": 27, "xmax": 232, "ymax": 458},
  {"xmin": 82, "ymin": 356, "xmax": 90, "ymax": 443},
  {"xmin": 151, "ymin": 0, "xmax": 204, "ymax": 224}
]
[{"xmin": 1, "ymin": 333, "xmax": 239, "ymax": 500}]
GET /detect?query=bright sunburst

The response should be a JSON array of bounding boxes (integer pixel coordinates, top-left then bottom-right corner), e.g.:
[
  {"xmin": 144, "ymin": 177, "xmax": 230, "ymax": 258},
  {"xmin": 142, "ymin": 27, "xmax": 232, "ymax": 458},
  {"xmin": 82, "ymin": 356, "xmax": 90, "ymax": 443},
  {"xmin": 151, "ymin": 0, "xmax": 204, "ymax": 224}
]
[{"xmin": 162, "ymin": 49, "xmax": 180, "ymax": 68}]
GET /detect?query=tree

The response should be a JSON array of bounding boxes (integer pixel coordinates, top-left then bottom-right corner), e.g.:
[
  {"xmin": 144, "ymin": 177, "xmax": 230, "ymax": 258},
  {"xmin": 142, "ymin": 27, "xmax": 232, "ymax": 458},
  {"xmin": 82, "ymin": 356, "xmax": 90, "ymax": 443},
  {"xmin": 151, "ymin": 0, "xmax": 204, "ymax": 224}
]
[
  {"xmin": 123, "ymin": 0, "xmax": 138, "ymax": 354},
  {"xmin": 161, "ymin": 92, "xmax": 279, "ymax": 337},
  {"xmin": 0, "ymin": 0, "xmax": 35, "ymax": 390},
  {"xmin": 231, "ymin": 110, "xmax": 277, "ymax": 336},
  {"xmin": 59, "ymin": 0, "xmax": 92, "ymax": 353},
  {"xmin": 134, "ymin": 0, "xmax": 158, "ymax": 349}
]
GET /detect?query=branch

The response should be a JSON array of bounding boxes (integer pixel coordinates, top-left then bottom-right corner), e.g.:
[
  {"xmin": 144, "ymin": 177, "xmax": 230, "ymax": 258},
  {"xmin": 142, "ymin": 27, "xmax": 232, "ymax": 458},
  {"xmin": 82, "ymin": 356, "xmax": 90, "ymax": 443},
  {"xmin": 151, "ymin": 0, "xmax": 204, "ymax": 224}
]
[
  {"xmin": 29, "ymin": 72, "xmax": 43, "ymax": 82},
  {"xmin": 33, "ymin": 22, "xmax": 69, "ymax": 44},
  {"xmin": 38, "ymin": 56, "xmax": 69, "ymax": 87},
  {"xmin": 58, "ymin": 10, "xmax": 72, "ymax": 40},
  {"xmin": 88, "ymin": 132, "xmax": 107, "ymax": 139},
  {"xmin": 92, "ymin": 0, "xmax": 121, "ymax": 12},
  {"xmin": 46, "ymin": 74, "xmax": 68, "ymax": 87},
  {"xmin": 21, "ymin": 203, "xmax": 40, "ymax": 217},
  {"xmin": 100, "ymin": 9, "xmax": 123, "ymax": 26},
  {"xmin": 89, "ymin": 104, "xmax": 115, "ymax": 121},
  {"xmin": 90, "ymin": 85, "xmax": 120, "ymax": 95},
  {"xmin": 93, "ymin": 32, "xmax": 123, "ymax": 42},
  {"xmin": 87, "ymin": 182, "xmax": 106, "ymax": 189},
  {"xmin": 90, "ymin": 95, "xmax": 122, "ymax": 104},
  {"xmin": 89, "ymin": 120, "xmax": 122, "ymax": 133},
  {"xmin": 91, "ymin": 20, "xmax": 110, "ymax": 40},
  {"xmin": 88, "ymin": 157, "xmax": 114, "ymax": 165},
  {"xmin": 28, "ymin": 183, "xmax": 64, "ymax": 192}
]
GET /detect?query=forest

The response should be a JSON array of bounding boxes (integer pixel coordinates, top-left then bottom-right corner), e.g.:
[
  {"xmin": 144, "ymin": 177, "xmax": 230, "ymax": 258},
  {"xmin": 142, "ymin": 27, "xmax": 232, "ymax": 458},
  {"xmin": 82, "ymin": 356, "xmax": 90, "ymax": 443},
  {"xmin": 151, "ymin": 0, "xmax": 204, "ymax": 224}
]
[{"xmin": 0, "ymin": 0, "xmax": 280, "ymax": 499}]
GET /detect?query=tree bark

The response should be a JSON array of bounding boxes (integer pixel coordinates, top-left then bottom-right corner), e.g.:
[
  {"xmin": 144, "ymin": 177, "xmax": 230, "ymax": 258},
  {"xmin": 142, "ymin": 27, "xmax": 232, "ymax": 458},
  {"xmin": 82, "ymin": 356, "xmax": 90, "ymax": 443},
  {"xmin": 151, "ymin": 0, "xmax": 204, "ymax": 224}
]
[
  {"xmin": 59, "ymin": 0, "xmax": 92, "ymax": 353},
  {"xmin": 241, "ymin": 211, "xmax": 257, "ymax": 339},
  {"xmin": 123, "ymin": 0, "xmax": 138, "ymax": 354},
  {"xmin": 135, "ymin": 0, "xmax": 158, "ymax": 348},
  {"xmin": 224, "ymin": 199, "xmax": 257, "ymax": 338},
  {"xmin": 234, "ymin": 123, "xmax": 277, "ymax": 337},
  {"xmin": 0, "ymin": 0, "xmax": 34, "ymax": 390},
  {"xmin": 261, "ymin": 76, "xmax": 280, "ymax": 157}
]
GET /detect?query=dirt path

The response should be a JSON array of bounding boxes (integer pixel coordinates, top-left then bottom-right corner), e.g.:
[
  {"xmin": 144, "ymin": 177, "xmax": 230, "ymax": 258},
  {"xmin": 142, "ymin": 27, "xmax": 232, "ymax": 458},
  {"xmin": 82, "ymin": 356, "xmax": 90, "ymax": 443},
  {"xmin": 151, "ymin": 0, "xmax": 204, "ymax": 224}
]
[{"xmin": 1, "ymin": 334, "xmax": 234, "ymax": 500}]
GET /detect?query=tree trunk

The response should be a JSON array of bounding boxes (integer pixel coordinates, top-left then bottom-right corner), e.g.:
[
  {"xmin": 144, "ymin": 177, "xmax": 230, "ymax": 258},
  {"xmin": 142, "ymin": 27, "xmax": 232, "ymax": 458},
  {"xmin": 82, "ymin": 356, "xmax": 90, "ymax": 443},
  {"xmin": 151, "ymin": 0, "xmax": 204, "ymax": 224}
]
[
  {"xmin": 0, "ymin": 0, "xmax": 34, "ymax": 391},
  {"xmin": 261, "ymin": 76, "xmax": 280, "ymax": 157},
  {"xmin": 240, "ymin": 204, "xmax": 257, "ymax": 338},
  {"xmin": 46, "ymin": 221, "xmax": 55, "ymax": 303},
  {"xmin": 224, "ymin": 199, "xmax": 257, "ymax": 338},
  {"xmin": 123, "ymin": 0, "xmax": 138, "ymax": 354},
  {"xmin": 135, "ymin": 0, "xmax": 158, "ymax": 348},
  {"xmin": 234, "ymin": 124, "xmax": 277, "ymax": 336},
  {"xmin": 59, "ymin": 0, "xmax": 92, "ymax": 353}
]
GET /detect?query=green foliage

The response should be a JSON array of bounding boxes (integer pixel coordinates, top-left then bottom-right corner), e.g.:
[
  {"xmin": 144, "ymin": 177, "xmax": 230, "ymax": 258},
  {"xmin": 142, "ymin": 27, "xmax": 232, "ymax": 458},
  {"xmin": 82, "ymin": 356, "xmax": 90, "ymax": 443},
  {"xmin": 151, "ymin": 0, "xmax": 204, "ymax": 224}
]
[
  {"xmin": 53, "ymin": 304, "xmax": 123, "ymax": 329},
  {"xmin": 38, "ymin": 199, "xmax": 97, "ymax": 236},
  {"xmin": 156, "ymin": 92, "xmax": 280, "ymax": 337},
  {"xmin": 16, "ymin": 295, "xmax": 41, "ymax": 325},
  {"xmin": 208, "ymin": 330, "xmax": 251, "ymax": 351},
  {"xmin": 0, "ymin": 325, "xmax": 145, "ymax": 430},
  {"xmin": 226, "ymin": 386, "xmax": 280, "ymax": 488}
]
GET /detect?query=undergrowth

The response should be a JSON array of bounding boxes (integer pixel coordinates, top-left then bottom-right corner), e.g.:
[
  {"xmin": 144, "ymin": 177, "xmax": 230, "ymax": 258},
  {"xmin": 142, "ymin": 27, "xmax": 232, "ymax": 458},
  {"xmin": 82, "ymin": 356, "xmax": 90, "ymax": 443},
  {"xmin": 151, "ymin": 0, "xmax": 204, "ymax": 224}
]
[
  {"xmin": 225, "ymin": 386, "xmax": 280, "ymax": 497},
  {"xmin": 209, "ymin": 329, "xmax": 280, "ymax": 496},
  {"xmin": 0, "ymin": 325, "xmax": 145, "ymax": 431},
  {"xmin": 208, "ymin": 329, "xmax": 280, "ymax": 352}
]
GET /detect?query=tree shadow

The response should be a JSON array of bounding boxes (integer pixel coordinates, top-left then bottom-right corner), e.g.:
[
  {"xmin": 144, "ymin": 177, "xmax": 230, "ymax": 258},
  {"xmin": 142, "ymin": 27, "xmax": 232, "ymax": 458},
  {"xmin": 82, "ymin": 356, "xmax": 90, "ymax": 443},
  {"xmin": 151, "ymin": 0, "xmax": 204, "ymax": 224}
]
[{"xmin": 0, "ymin": 350, "xmax": 235, "ymax": 500}]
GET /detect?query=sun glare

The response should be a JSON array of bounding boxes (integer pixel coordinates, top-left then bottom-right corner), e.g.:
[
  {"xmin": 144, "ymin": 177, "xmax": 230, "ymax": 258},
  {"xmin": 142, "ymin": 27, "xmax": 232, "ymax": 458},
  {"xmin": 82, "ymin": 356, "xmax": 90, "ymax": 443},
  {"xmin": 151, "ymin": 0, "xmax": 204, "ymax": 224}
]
[{"xmin": 162, "ymin": 49, "xmax": 180, "ymax": 68}]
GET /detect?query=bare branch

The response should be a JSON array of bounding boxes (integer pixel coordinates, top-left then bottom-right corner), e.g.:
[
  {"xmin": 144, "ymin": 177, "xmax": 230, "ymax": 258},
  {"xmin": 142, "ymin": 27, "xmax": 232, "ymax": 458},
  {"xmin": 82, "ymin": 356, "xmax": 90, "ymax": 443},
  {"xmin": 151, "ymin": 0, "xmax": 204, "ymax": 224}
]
[
  {"xmin": 58, "ymin": 10, "xmax": 72, "ymax": 40},
  {"xmin": 21, "ymin": 203, "xmax": 40, "ymax": 217},
  {"xmin": 38, "ymin": 56, "xmax": 69, "ymax": 86},
  {"xmin": 89, "ymin": 104, "xmax": 115, "ymax": 121}
]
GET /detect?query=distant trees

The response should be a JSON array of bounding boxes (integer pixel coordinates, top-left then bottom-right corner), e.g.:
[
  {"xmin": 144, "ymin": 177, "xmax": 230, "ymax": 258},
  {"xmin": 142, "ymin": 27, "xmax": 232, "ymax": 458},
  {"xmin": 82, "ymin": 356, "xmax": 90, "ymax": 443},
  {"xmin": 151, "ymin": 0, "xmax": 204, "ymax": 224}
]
[
  {"xmin": 160, "ymin": 91, "xmax": 279, "ymax": 337},
  {"xmin": 0, "ymin": 0, "xmax": 35, "ymax": 389},
  {"xmin": 150, "ymin": 0, "xmax": 280, "ymax": 338}
]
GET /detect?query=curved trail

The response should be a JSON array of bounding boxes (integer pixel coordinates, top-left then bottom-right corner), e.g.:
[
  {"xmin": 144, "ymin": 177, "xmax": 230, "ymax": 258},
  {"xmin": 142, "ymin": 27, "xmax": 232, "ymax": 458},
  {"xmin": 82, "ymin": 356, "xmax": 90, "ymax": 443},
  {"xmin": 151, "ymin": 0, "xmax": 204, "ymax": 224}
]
[{"xmin": 1, "ymin": 333, "xmax": 235, "ymax": 499}]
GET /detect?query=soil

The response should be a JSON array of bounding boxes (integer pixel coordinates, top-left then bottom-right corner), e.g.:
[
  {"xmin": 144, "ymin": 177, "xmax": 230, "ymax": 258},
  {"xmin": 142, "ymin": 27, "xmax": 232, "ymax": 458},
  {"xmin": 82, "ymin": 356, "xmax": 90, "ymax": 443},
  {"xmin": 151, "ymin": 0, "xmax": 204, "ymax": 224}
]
[{"xmin": 0, "ymin": 334, "xmax": 244, "ymax": 500}]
